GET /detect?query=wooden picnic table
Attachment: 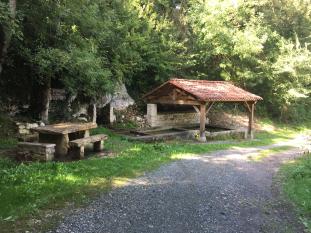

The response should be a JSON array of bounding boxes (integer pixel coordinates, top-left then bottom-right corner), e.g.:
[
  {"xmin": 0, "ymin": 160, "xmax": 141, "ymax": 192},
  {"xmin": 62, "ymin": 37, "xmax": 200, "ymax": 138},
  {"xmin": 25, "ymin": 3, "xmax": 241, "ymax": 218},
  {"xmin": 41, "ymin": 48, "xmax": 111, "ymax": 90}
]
[{"xmin": 32, "ymin": 122, "xmax": 97, "ymax": 157}]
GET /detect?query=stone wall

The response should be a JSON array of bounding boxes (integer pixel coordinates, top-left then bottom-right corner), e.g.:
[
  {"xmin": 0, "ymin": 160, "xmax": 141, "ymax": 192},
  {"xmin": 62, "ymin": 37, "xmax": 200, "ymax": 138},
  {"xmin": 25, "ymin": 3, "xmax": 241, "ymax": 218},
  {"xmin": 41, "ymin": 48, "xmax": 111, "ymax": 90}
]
[
  {"xmin": 207, "ymin": 109, "xmax": 259, "ymax": 130},
  {"xmin": 16, "ymin": 122, "xmax": 44, "ymax": 135},
  {"xmin": 146, "ymin": 104, "xmax": 202, "ymax": 127},
  {"xmin": 15, "ymin": 121, "xmax": 44, "ymax": 141},
  {"xmin": 145, "ymin": 104, "xmax": 260, "ymax": 130},
  {"xmin": 113, "ymin": 105, "xmax": 148, "ymax": 128}
]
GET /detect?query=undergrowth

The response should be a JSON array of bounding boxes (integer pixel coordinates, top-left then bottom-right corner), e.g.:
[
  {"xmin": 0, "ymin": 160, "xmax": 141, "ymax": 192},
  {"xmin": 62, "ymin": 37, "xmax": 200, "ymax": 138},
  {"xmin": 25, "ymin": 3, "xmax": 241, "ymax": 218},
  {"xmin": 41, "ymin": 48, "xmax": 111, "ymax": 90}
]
[{"xmin": 281, "ymin": 152, "xmax": 311, "ymax": 231}]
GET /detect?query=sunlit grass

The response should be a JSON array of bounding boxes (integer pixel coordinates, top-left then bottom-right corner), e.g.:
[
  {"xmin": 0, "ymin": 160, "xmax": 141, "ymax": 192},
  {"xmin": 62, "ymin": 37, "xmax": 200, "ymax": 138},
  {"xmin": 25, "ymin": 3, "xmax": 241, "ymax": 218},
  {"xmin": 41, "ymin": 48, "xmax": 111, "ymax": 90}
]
[
  {"xmin": 247, "ymin": 146, "xmax": 293, "ymax": 162},
  {"xmin": 112, "ymin": 177, "xmax": 131, "ymax": 187}
]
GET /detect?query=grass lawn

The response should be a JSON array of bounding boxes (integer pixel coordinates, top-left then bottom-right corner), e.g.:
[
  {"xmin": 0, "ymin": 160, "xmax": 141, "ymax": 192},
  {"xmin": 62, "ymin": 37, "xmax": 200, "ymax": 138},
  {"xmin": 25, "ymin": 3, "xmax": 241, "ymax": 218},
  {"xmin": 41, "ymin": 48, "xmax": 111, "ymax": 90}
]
[
  {"xmin": 0, "ymin": 124, "xmax": 308, "ymax": 231},
  {"xmin": 281, "ymin": 152, "xmax": 311, "ymax": 231},
  {"xmin": 0, "ymin": 138, "xmax": 18, "ymax": 150}
]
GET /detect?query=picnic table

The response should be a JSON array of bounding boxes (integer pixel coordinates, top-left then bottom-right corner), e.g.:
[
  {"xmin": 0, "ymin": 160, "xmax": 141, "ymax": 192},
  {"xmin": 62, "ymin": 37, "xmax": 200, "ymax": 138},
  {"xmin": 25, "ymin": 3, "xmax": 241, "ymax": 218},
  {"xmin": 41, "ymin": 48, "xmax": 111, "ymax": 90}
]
[{"xmin": 32, "ymin": 122, "xmax": 97, "ymax": 157}]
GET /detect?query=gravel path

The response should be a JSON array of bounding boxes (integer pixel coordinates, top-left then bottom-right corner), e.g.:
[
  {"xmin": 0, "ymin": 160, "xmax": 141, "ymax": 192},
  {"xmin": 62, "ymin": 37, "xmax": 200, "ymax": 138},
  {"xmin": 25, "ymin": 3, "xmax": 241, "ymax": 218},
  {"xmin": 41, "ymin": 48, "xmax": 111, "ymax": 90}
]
[{"xmin": 49, "ymin": 136, "xmax": 309, "ymax": 233}]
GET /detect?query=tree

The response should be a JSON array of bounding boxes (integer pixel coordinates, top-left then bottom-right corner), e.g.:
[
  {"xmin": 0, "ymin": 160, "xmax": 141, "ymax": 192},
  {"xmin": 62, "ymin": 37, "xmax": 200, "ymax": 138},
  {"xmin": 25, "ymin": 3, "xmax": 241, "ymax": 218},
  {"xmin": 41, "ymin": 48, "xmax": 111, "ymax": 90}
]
[
  {"xmin": 0, "ymin": 0, "xmax": 310, "ymax": 122},
  {"xmin": 0, "ymin": 0, "xmax": 16, "ymax": 76},
  {"xmin": 185, "ymin": 0, "xmax": 311, "ymax": 121}
]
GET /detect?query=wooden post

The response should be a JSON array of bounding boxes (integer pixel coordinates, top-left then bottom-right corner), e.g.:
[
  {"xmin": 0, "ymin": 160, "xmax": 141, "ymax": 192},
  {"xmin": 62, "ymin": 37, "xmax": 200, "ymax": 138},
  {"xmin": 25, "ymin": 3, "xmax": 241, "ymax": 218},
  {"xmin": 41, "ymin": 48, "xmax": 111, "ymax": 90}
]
[
  {"xmin": 205, "ymin": 102, "xmax": 214, "ymax": 115},
  {"xmin": 248, "ymin": 102, "xmax": 255, "ymax": 139},
  {"xmin": 199, "ymin": 104, "xmax": 206, "ymax": 142}
]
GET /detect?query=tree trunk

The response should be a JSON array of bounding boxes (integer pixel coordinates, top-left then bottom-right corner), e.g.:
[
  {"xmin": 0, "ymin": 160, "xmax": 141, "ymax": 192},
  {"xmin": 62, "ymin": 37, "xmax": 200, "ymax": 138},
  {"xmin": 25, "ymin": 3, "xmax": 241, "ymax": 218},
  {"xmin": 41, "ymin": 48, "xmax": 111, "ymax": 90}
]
[
  {"xmin": 92, "ymin": 103, "xmax": 97, "ymax": 123},
  {"xmin": 0, "ymin": 0, "xmax": 16, "ymax": 76},
  {"xmin": 40, "ymin": 78, "xmax": 51, "ymax": 124}
]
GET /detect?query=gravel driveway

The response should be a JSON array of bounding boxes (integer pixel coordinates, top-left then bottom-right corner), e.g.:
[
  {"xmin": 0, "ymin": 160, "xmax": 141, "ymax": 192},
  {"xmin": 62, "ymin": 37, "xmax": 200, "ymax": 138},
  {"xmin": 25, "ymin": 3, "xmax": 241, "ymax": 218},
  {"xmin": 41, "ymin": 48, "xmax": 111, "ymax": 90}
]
[{"xmin": 49, "ymin": 136, "xmax": 309, "ymax": 233}]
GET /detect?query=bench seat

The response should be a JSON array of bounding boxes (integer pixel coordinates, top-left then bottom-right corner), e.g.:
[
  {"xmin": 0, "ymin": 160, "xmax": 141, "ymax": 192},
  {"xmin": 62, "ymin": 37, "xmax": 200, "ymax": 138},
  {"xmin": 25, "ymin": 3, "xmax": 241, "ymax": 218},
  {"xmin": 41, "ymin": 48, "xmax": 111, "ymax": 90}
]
[
  {"xmin": 69, "ymin": 134, "xmax": 108, "ymax": 159},
  {"xmin": 17, "ymin": 142, "xmax": 56, "ymax": 161}
]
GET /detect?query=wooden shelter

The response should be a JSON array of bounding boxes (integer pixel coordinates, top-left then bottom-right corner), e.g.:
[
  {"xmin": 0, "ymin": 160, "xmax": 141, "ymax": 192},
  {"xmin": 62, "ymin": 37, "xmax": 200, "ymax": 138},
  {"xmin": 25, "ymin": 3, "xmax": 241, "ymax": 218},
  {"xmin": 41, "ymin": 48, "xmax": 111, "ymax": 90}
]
[{"xmin": 143, "ymin": 78, "xmax": 262, "ymax": 141}]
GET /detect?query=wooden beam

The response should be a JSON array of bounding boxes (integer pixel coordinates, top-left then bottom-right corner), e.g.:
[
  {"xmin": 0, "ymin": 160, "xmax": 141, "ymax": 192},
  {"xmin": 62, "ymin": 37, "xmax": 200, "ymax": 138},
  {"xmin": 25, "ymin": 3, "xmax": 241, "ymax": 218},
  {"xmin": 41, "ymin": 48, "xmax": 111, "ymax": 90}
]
[
  {"xmin": 193, "ymin": 105, "xmax": 200, "ymax": 114},
  {"xmin": 247, "ymin": 102, "xmax": 255, "ymax": 139},
  {"xmin": 243, "ymin": 101, "xmax": 252, "ymax": 113},
  {"xmin": 172, "ymin": 89, "xmax": 177, "ymax": 101},
  {"xmin": 147, "ymin": 99, "xmax": 201, "ymax": 105},
  {"xmin": 205, "ymin": 102, "xmax": 214, "ymax": 115},
  {"xmin": 199, "ymin": 104, "xmax": 207, "ymax": 142},
  {"xmin": 175, "ymin": 88, "xmax": 197, "ymax": 100}
]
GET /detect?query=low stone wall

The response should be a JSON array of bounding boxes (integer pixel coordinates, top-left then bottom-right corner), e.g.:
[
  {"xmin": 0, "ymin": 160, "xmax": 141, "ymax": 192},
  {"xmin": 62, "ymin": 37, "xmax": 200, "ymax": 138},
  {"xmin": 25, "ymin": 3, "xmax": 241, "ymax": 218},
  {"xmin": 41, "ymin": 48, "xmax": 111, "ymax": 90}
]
[
  {"xmin": 125, "ymin": 128, "xmax": 246, "ymax": 142},
  {"xmin": 16, "ymin": 122, "xmax": 42, "ymax": 135},
  {"xmin": 15, "ymin": 121, "xmax": 44, "ymax": 142},
  {"xmin": 206, "ymin": 129, "xmax": 247, "ymax": 140},
  {"xmin": 127, "ymin": 130, "xmax": 199, "ymax": 142}
]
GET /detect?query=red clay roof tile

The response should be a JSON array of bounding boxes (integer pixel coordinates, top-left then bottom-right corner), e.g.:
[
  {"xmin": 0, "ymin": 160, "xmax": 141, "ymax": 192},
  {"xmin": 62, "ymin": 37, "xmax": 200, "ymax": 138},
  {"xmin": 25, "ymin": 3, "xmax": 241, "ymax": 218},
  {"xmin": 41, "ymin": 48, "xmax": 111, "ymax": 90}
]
[{"xmin": 144, "ymin": 78, "xmax": 262, "ymax": 102}]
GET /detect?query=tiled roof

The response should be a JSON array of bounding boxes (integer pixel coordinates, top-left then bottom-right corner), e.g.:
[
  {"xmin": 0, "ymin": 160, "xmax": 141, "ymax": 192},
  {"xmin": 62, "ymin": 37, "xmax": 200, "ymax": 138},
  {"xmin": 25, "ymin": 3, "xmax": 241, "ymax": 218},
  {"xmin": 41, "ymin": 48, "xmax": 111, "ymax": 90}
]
[{"xmin": 145, "ymin": 78, "xmax": 262, "ymax": 102}]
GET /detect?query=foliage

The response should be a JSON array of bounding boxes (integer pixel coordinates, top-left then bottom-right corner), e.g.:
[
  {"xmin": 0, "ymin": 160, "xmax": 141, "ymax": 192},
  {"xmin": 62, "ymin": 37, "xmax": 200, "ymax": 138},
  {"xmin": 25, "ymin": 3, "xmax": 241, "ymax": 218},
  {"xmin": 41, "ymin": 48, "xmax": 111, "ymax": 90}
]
[
  {"xmin": 0, "ymin": 1, "xmax": 19, "ymax": 39},
  {"xmin": 0, "ymin": 138, "xmax": 17, "ymax": 150},
  {"xmin": 1, "ymin": 0, "xmax": 184, "ymax": 109},
  {"xmin": 185, "ymin": 0, "xmax": 311, "ymax": 121},
  {"xmin": 281, "ymin": 153, "xmax": 311, "ymax": 231},
  {"xmin": 0, "ymin": 114, "xmax": 17, "ymax": 149},
  {"xmin": 0, "ymin": 0, "xmax": 310, "ymax": 121}
]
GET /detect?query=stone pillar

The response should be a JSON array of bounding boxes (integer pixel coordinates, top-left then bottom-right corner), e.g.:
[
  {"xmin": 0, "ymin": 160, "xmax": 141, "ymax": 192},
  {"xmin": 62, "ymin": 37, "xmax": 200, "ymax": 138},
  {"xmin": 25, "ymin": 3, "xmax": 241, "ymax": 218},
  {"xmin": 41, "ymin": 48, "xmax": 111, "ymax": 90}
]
[
  {"xmin": 39, "ymin": 133, "xmax": 69, "ymax": 158},
  {"xmin": 147, "ymin": 104, "xmax": 157, "ymax": 127}
]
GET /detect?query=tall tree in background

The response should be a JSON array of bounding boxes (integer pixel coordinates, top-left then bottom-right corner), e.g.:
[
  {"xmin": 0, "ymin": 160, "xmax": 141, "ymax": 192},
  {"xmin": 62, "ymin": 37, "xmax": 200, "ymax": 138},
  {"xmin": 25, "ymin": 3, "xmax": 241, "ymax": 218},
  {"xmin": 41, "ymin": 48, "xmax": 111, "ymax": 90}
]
[
  {"xmin": 0, "ymin": 0, "xmax": 310, "ymax": 122},
  {"xmin": 185, "ymin": 0, "xmax": 311, "ymax": 121},
  {"xmin": 1, "ymin": 0, "xmax": 183, "ymax": 121},
  {"xmin": 0, "ymin": 0, "xmax": 16, "ymax": 76}
]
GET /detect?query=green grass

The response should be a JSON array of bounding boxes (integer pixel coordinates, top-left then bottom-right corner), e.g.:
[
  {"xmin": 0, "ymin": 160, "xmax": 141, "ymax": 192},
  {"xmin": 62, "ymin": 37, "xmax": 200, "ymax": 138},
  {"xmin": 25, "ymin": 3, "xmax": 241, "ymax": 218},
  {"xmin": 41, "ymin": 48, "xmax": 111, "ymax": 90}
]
[
  {"xmin": 0, "ymin": 138, "xmax": 18, "ymax": 149},
  {"xmin": 281, "ymin": 153, "xmax": 311, "ymax": 231},
  {"xmin": 0, "ymin": 114, "xmax": 17, "ymax": 149},
  {"xmin": 248, "ymin": 146, "xmax": 294, "ymax": 162},
  {"xmin": 0, "ymin": 124, "xmax": 307, "ymax": 230}
]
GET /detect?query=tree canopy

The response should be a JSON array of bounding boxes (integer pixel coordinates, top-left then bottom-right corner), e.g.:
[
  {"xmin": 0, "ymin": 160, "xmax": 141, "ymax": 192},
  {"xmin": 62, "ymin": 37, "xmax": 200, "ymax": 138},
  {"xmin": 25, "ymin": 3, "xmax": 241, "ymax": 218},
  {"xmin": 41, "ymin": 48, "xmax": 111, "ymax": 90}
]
[{"xmin": 0, "ymin": 0, "xmax": 310, "ymax": 121}]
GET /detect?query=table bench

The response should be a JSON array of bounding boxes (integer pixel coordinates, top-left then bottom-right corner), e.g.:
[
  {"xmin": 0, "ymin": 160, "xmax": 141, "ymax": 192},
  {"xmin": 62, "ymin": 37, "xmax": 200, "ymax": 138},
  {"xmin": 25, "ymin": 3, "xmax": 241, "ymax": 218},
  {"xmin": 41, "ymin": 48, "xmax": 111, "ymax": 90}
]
[
  {"xmin": 69, "ymin": 134, "xmax": 108, "ymax": 159},
  {"xmin": 32, "ymin": 122, "xmax": 97, "ymax": 157}
]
